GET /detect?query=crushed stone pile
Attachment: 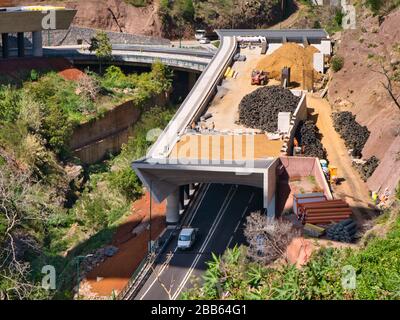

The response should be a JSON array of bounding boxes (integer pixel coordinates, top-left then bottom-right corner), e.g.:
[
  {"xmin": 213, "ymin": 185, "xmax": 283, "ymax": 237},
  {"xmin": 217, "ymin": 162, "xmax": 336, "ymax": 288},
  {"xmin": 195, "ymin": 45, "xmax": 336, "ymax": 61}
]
[
  {"xmin": 332, "ymin": 111, "xmax": 370, "ymax": 158},
  {"xmin": 238, "ymin": 85, "xmax": 300, "ymax": 132},
  {"xmin": 297, "ymin": 120, "xmax": 326, "ymax": 159}
]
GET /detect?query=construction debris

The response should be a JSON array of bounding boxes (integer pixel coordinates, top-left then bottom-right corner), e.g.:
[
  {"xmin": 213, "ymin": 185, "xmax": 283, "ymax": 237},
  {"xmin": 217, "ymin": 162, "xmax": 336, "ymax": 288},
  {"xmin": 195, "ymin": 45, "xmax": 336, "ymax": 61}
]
[
  {"xmin": 238, "ymin": 86, "xmax": 300, "ymax": 132},
  {"xmin": 352, "ymin": 156, "xmax": 380, "ymax": 181},
  {"xmin": 332, "ymin": 111, "xmax": 370, "ymax": 158},
  {"xmin": 297, "ymin": 120, "xmax": 326, "ymax": 159},
  {"xmin": 326, "ymin": 219, "xmax": 357, "ymax": 243},
  {"xmin": 256, "ymin": 43, "xmax": 320, "ymax": 86}
]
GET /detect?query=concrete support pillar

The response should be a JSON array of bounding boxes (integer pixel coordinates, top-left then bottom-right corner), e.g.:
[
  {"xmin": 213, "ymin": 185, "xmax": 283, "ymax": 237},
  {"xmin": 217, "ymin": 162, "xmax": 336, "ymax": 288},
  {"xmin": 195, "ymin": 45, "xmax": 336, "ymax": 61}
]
[
  {"xmin": 166, "ymin": 188, "xmax": 180, "ymax": 224},
  {"xmin": 17, "ymin": 32, "xmax": 24, "ymax": 57},
  {"xmin": 32, "ymin": 31, "xmax": 43, "ymax": 57},
  {"xmin": 179, "ymin": 185, "xmax": 185, "ymax": 210},
  {"xmin": 1, "ymin": 33, "xmax": 9, "ymax": 59},
  {"xmin": 188, "ymin": 72, "xmax": 197, "ymax": 91}
]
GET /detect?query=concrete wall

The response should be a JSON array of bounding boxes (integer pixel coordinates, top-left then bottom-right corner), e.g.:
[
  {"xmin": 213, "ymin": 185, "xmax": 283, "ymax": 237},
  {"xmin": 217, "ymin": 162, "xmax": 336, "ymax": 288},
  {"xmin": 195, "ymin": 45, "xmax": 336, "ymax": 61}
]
[
  {"xmin": 70, "ymin": 94, "xmax": 166, "ymax": 164},
  {"xmin": 278, "ymin": 156, "xmax": 333, "ymax": 199},
  {"xmin": 70, "ymin": 100, "xmax": 141, "ymax": 151},
  {"xmin": 264, "ymin": 159, "xmax": 279, "ymax": 217},
  {"xmin": 74, "ymin": 129, "xmax": 129, "ymax": 164},
  {"xmin": 281, "ymin": 93, "xmax": 307, "ymax": 155}
]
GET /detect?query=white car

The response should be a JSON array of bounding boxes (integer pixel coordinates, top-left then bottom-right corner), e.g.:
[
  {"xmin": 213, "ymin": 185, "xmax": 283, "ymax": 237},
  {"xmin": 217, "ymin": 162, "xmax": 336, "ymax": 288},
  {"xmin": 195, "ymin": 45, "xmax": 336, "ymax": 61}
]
[
  {"xmin": 199, "ymin": 37, "xmax": 210, "ymax": 44},
  {"xmin": 177, "ymin": 228, "xmax": 196, "ymax": 250}
]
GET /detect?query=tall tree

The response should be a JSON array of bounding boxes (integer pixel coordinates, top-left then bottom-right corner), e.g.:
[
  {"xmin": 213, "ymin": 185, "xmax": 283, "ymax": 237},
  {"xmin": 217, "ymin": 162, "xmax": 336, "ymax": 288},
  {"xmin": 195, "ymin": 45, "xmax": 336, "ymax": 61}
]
[{"xmin": 89, "ymin": 31, "xmax": 112, "ymax": 74}]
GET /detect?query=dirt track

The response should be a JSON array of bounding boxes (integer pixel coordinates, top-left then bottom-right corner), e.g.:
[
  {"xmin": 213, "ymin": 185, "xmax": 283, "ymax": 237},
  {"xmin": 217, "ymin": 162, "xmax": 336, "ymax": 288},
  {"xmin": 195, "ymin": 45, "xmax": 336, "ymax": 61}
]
[{"xmin": 307, "ymin": 94, "xmax": 375, "ymax": 223}]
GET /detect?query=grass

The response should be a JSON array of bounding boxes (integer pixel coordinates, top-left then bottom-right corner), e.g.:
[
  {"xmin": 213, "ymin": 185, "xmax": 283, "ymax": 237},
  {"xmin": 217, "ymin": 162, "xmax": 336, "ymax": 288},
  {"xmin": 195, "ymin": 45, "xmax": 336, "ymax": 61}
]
[{"xmin": 182, "ymin": 202, "xmax": 400, "ymax": 300}]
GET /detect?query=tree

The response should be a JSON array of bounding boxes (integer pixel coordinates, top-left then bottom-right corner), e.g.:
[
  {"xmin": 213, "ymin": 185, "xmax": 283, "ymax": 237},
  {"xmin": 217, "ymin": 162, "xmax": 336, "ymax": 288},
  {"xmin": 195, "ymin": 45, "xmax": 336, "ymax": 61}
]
[
  {"xmin": 244, "ymin": 211, "xmax": 300, "ymax": 264},
  {"xmin": 373, "ymin": 59, "xmax": 400, "ymax": 111},
  {"xmin": 89, "ymin": 31, "xmax": 112, "ymax": 74}
]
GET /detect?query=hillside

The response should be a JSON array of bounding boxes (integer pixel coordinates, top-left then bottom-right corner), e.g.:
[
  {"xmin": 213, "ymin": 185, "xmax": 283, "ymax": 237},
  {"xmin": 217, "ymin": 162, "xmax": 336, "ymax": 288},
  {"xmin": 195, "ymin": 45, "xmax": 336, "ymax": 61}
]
[
  {"xmin": 1, "ymin": 0, "xmax": 163, "ymax": 36},
  {"xmin": 1, "ymin": 0, "xmax": 284, "ymax": 38},
  {"xmin": 328, "ymin": 7, "xmax": 400, "ymax": 194}
]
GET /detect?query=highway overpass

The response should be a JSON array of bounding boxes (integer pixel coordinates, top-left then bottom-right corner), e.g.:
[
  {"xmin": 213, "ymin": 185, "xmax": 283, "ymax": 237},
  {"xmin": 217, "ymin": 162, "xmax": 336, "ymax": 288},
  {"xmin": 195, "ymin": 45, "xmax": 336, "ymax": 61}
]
[
  {"xmin": 43, "ymin": 45, "xmax": 213, "ymax": 72},
  {"xmin": 132, "ymin": 29, "xmax": 332, "ymax": 224}
]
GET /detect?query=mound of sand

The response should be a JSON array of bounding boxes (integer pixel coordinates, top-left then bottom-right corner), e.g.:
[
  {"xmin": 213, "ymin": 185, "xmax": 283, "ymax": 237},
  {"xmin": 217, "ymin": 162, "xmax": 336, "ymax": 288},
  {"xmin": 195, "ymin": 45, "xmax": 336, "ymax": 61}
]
[{"xmin": 256, "ymin": 43, "xmax": 320, "ymax": 86}]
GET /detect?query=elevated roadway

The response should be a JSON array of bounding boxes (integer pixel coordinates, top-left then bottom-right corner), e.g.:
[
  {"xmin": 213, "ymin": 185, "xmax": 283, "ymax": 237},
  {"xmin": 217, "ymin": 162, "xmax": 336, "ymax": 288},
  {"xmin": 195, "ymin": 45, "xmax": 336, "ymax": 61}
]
[
  {"xmin": 43, "ymin": 45, "xmax": 213, "ymax": 72},
  {"xmin": 134, "ymin": 184, "xmax": 263, "ymax": 300}
]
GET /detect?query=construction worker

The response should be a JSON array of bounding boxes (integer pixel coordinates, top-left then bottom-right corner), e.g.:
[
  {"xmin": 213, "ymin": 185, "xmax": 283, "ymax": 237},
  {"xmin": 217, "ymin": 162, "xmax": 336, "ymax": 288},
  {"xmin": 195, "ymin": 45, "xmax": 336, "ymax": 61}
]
[
  {"xmin": 372, "ymin": 191, "xmax": 379, "ymax": 205},
  {"xmin": 294, "ymin": 137, "xmax": 299, "ymax": 147}
]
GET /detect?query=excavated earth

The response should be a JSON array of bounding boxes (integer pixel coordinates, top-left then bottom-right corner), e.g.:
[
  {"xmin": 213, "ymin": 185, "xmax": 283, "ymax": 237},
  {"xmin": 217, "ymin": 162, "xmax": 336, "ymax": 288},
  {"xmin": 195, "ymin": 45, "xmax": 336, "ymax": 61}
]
[
  {"xmin": 328, "ymin": 8, "xmax": 400, "ymax": 195},
  {"xmin": 4, "ymin": 0, "xmax": 163, "ymax": 36}
]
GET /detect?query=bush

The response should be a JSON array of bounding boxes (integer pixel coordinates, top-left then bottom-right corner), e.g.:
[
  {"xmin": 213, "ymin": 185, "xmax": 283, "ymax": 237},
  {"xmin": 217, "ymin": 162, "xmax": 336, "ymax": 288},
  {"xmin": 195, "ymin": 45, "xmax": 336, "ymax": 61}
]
[
  {"xmin": 40, "ymin": 104, "xmax": 74, "ymax": 158},
  {"xmin": 0, "ymin": 85, "xmax": 21, "ymax": 122},
  {"xmin": 108, "ymin": 167, "xmax": 143, "ymax": 200},
  {"xmin": 331, "ymin": 55, "xmax": 344, "ymax": 72}
]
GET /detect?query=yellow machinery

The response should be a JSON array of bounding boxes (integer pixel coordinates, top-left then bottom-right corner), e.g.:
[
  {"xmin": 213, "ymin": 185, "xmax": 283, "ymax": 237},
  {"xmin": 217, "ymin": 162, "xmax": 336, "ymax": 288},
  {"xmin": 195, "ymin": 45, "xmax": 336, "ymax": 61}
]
[{"xmin": 328, "ymin": 165, "xmax": 338, "ymax": 185}]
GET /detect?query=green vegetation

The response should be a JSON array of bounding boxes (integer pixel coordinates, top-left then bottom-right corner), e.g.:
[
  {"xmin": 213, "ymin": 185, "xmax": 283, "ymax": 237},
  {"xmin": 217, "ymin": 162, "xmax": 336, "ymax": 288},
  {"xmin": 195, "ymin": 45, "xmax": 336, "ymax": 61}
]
[
  {"xmin": 0, "ymin": 63, "xmax": 173, "ymax": 299},
  {"xmin": 89, "ymin": 31, "xmax": 112, "ymax": 74},
  {"xmin": 159, "ymin": 0, "xmax": 282, "ymax": 38},
  {"xmin": 182, "ymin": 205, "xmax": 400, "ymax": 300},
  {"xmin": 364, "ymin": 0, "xmax": 400, "ymax": 15},
  {"xmin": 331, "ymin": 55, "xmax": 345, "ymax": 72},
  {"xmin": 124, "ymin": 0, "xmax": 150, "ymax": 7}
]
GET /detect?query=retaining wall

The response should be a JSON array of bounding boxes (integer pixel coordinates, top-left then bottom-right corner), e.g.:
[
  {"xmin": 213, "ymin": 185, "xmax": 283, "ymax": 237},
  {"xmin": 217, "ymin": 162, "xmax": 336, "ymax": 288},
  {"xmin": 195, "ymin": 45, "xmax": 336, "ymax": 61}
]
[{"xmin": 70, "ymin": 94, "xmax": 167, "ymax": 164}]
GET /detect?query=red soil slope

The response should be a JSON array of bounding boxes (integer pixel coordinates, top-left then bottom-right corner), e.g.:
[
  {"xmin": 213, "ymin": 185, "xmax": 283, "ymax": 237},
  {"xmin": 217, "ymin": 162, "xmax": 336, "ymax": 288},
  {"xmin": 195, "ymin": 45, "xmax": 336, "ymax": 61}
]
[
  {"xmin": 83, "ymin": 192, "xmax": 166, "ymax": 297},
  {"xmin": 328, "ymin": 9, "xmax": 400, "ymax": 195}
]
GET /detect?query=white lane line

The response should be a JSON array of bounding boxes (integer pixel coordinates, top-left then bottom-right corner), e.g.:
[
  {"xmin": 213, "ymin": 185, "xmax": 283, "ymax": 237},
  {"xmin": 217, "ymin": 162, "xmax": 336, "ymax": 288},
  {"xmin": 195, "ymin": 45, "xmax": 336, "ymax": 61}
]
[
  {"xmin": 171, "ymin": 186, "xmax": 237, "ymax": 300},
  {"xmin": 234, "ymin": 206, "xmax": 248, "ymax": 234},
  {"xmin": 247, "ymin": 192, "xmax": 255, "ymax": 205},
  {"xmin": 228, "ymin": 192, "xmax": 253, "ymax": 248},
  {"xmin": 138, "ymin": 184, "xmax": 211, "ymax": 300},
  {"xmin": 227, "ymin": 235, "xmax": 234, "ymax": 248}
]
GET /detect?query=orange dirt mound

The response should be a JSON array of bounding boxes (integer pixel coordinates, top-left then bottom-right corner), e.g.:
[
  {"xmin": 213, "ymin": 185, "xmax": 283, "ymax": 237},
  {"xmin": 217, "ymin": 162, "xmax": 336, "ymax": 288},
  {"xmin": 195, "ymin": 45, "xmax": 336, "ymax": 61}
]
[
  {"xmin": 58, "ymin": 68, "xmax": 85, "ymax": 81},
  {"xmin": 256, "ymin": 43, "xmax": 320, "ymax": 86}
]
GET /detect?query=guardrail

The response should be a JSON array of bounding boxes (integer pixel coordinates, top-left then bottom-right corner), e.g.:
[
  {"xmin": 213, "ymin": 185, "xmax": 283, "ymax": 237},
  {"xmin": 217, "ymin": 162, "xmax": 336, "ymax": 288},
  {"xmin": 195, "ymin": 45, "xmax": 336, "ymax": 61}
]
[
  {"xmin": 43, "ymin": 49, "xmax": 209, "ymax": 72},
  {"xmin": 147, "ymin": 36, "xmax": 238, "ymax": 159}
]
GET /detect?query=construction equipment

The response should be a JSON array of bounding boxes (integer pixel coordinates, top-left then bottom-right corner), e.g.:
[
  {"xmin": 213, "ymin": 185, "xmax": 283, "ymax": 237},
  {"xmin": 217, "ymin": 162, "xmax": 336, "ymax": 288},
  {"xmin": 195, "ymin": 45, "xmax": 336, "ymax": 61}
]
[
  {"xmin": 251, "ymin": 70, "xmax": 268, "ymax": 85},
  {"xmin": 328, "ymin": 165, "xmax": 338, "ymax": 185}
]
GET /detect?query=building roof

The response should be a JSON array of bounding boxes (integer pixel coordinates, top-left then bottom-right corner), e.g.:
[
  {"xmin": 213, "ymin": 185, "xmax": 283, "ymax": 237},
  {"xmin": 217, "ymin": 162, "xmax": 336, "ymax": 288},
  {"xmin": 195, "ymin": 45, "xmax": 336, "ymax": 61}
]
[{"xmin": 0, "ymin": 7, "xmax": 76, "ymax": 33}]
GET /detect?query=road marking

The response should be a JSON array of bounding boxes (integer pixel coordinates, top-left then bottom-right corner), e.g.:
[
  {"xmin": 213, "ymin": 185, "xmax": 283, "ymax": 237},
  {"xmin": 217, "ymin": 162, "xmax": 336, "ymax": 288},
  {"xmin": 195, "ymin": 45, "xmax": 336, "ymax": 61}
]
[
  {"xmin": 228, "ymin": 192, "xmax": 253, "ymax": 248},
  {"xmin": 234, "ymin": 206, "xmax": 248, "ymax": 234},
  {"xmin": 138, "ymin": 183, "xmax": 220, "ymax": 300},
  {"xmin": 247, "ymin": 192, "xmax": 255, "ymax": 205},
  {"xmin": 138, "ymin": 184, "xmax": 210, "ymax": 300},
  {"xmin": 171, "ymin": 186, "xmax": 237, "ymax": 300}
]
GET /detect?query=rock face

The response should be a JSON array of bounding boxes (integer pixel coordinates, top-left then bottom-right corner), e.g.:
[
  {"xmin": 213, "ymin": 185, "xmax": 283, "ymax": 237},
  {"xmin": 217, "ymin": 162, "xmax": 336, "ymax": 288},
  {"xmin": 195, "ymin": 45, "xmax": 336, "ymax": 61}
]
[
  {"xmin": 328, "ymin": 8, "xmax": 400, "ymax": 195},
  {"xmin": 5, "ymin": 0, "xmax": 163, "ymax": 37}
]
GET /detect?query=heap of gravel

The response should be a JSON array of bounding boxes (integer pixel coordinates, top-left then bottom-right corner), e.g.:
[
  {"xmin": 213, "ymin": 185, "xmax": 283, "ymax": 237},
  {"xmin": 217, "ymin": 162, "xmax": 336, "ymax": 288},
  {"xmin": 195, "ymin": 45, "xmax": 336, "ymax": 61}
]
[
  {"xmin": 238, "ymin": 86, "xmax": 300, "ymax": 132},
  {"xmin": 352, "ymin": 156, "xmax": 380, "ymax": 181},
  {"xmin": 332, "ymin": 111, "xmax": 370, "ymax": 158},
  {"xmin": 297, "ymin": 120, "xmax": 326, "ymax": 159}
]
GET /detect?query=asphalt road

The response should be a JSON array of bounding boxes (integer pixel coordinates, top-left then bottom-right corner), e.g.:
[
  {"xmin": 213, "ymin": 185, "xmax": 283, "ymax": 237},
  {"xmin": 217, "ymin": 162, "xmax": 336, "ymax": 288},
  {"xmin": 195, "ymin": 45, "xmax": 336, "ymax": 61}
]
[{"xmin": 135, "ymin": 183, "xmax": 263, "ymax": 300}]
